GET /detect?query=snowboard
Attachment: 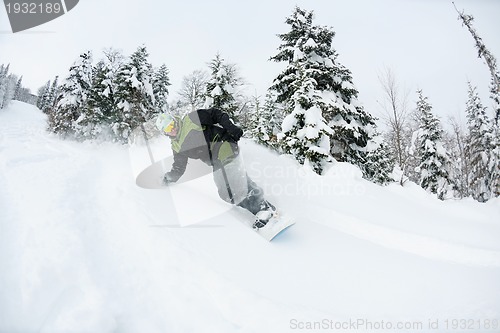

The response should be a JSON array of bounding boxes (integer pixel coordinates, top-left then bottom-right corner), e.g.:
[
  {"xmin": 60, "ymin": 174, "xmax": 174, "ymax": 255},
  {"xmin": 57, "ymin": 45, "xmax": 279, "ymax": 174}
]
[
  {"xmin": 135, "ymin": 157, "xmax": 295, "ymax": 241},
  {"xmin": 255, "ymin": 213, "xmax": 295, "ymax": 241}
]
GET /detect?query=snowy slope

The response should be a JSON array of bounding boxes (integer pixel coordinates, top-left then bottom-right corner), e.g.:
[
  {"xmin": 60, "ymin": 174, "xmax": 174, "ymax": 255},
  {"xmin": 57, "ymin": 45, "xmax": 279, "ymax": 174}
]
[{"xmin": 1, "ymin": 101, "xmax": 500, "ymax": 333}]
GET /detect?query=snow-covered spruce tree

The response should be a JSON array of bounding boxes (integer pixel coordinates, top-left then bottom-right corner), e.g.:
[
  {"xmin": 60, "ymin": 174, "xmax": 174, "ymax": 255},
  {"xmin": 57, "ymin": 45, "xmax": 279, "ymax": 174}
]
[
  {"xmin": 1, "ymin": 75, "xmax": 16, "ymax": 109},
  {"xmin": 447, "ymin": 117, "xmax": 470, "ymax": 199},
  {"xmin": 364, "ymin": 138, "xmax": 395, "ymax": 185},
  {"xmin": 0, "ymin": 63, "xmax": 8, "ymax": 75},
  {"xmin": 465, "ymin": 83, "xmax": 495, "ymax": 201},
  {"xmin": 85, "ymin": 49, "xmax": 126, "ymax": 139},
  {"xmin": 37, "ymin": 76, "xmax": 59, "ymax": 113},
  {"xmin": 455, "ymin": 5, "xmax": 500, "ymax": 126},
  {"xmin": 415, "ymin": 90, "xmax": 453, "ymax": 200},
  {"xmin": 205, "ymin": 53, "xmax": 240, "ymax": 121},
  {"xmin": 78, "ymin": 60, "xmax": 112, "ymax": 139},
  {"xmin": 152, "ymin": 64, "xmax": 170, "ymax": 114},
  {"xmin": 0, "ymin": 64, "xmax": 19, "ymax": 110},
  {"xmin": 0, "ymin": 64, "xmax": 8, "ymax": 75},
  {"xmin": 270, "ymin": 7, "xmax": 386, "ymax": 179},
  {"xmin": 455, "ymin": 5, "xmax": 500, "ymax": 198},
  {"xmin": 246, "ymin": 94, "xmax": 261, "ymax": 138},
  {"xmin": 264, "ymin": 92, "xmax": 285, "ymax": 147},
  {"xmin": 114, "ymin": 46, "xmax": 155, "ymax": 142},
  {"xmin": 0, "ymin": 64, "xmax": 10, "ymax": 109},
  {"xmin": 49, "ymin": 51, "xmax": 93, "ymax": 136},
  {"xmin": 250, "ymin": 91, "xmax": 283, "ymax": 149},
  {"xmin": 41, "ymin": 76, "xmax": 60, "ymax": 113},
  {"xmin": 490, "ymin": 127, "xmax": 500, "ymax": 198},
  {"xmin": 247, "ymin": 95, "xmax": 265, "ymax": 141},
  {"xmin": 488, "ymin": 77, "xmax": 500, "ymax": 198},
  {"xmin": 278, "ymin": 65, "xmax": 333, "ymax": 174},
  {"xmin": 36, "ymin": 80, "xmax": 51, "ymax": 111},
  {"xmin": 13, "ymin": 76, "xmax": 22, "ymax": 101},
  {"xmin": 405, "ymin": 106, "xmax": 428, "ymax": 184}
]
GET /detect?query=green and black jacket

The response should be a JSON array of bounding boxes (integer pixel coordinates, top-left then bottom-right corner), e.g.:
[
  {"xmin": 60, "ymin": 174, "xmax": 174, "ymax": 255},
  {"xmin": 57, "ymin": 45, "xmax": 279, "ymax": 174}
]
[{"xmin": 167, "ymin": 108, "xmax": 243, "ymax": 182}]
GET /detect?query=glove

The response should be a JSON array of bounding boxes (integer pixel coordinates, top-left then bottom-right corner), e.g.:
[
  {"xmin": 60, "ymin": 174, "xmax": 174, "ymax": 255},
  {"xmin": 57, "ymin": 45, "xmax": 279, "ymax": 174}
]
[{"xmin": 228, "ymin": 127, "xmax": 243, "ymax": 142}]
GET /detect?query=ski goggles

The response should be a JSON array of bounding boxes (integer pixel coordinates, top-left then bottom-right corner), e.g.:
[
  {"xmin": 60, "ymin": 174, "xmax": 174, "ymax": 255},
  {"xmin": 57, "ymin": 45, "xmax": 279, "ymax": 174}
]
[
  {"xmin": 155, "ymin": 114, "xmax": 175, "ymax": 134},
  {"xmin": 163, "ymin": 120, "xmax": 175, "ymax": 134}
]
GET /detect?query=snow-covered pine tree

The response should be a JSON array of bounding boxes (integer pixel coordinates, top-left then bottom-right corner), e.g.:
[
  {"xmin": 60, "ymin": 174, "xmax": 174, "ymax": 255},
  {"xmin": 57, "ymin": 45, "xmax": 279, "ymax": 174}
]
[
  {"xmin": 0, "ymin": 64, "xmax": 7, "ymax": 80},
  {"xmin": 250, "ymin": 91, "xmax": 283, "ymax": 149},
  {"xmin": 490, "ymin": 77, "xmax": 500, "ymax": 129},
  {"xmin": 465, "ymin": 83, "xmax": 495, "ymax": 201},
  {"xmin": 205, "ymin": 53, "xmax": 240, "ymax": 121},
  {"xmin": 490, "ymin": 125, "xmax": 500, "ymax": 198},
  {"xmin": 1, "ymin": 74, "xmax": 17, "ymax": 110},
  {"xmin": 13, "ymin": 76, "xmax": 22, "ymax": 101},
  {"xmin": 236, "ymin": 97, "xmax": 253, "ymax": 131},
  {"xmin": 364, "ymin": 138, "xmax": 395, "ymax": 185},
  {"xmin": 455, "ymin": 5, "xmax": 500, "ymax": 198},
  {"xmin": 114, "ymin": 46, "xmax": 156, "ymax": 141},
  {"xmin": 264, "ymin": 92, "xmax": 284, "ymax": 146},
  {"xmin": 0, "ymin": 64, "xmax": 9, "ymax": 74},
  {"xmin": 36, "ymin": 80, "xmax": 51, "ymax": 111},
  {"xmin": 405, "ymin": 110, "xmax": 425, "ymax": 184},
  {"xmin": 152, "ymin": 64, "xmax": 170, "ymax": 114},
  {"xmin": 49, "ymin": 51, "xmax": 93, "ymax": 136},
  {"xmin": 447, "ymin": 117, "xmax": 470, "ymax": 199},
  {"xmin": 278, "ymin": 64, "xmax": 333, "ymax": 174},
  {"xmin": 0, "ymin": 64, "xmax": 10, "ymax": 109},
  {"xmin": 69, "ymin": 60, "xmax": 111, "ymax": 140},
  {"xmin": 0, "ymin": 65, "xmax": 19, "ymax": 109},
  {"xmin": 270, "ymin": 7, "xmax": 385, "ymax": 179},
  {"xmin": 488, "ymin": 78, "xmax": 500, "ymax": 198},
  {"xmin": 246, "ymin": 94, "xmax": 262, "ymax": 138},
  {"xmin": 86, "ymin": 59, "xmax": 116, "ymax": 135},
  {"xmin": 36, "ymin": 77, "xmax": 59, "ymax": 113},
  {"xmin": 86, "ymin": 50, "xmax": 126, "ymax": 139},
  {"xmin": 44, "ymin": 76, "xmax": 60, "ymax": 112},
  {"xmin": 415, "ymin": 90, "xmax": 452, "ymax": 200},
  {"xmin": 455, "ymin": 5, "xmax": 500, "ymax": 126}
]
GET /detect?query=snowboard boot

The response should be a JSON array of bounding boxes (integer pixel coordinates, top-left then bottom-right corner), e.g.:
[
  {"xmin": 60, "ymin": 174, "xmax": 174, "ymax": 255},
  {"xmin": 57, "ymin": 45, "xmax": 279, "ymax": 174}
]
[
  {"xmin": 252, "ymin": 200, "xmax": 277, "ymax": 229},
  {"xmin": 162, "ymin": 173, "xmax": 173, "ymax": 185}
]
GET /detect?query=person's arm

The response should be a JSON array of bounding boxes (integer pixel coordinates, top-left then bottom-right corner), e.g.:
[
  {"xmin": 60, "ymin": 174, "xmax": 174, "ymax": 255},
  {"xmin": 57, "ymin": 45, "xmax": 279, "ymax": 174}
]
[
  {"xmin": 165, "ymin": 152, "xmax": 188, "ymax": 183},
  {"xmin": 198, "ymin": 108, "xmax": 243, "ymax": 141}
]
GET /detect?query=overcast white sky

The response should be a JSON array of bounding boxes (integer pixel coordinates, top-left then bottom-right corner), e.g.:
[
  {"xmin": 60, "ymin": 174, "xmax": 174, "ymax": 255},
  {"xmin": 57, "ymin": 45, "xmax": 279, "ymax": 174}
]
[{"xmin": 1, "ymin": 0, "xmax": 499, "ymax": 125}]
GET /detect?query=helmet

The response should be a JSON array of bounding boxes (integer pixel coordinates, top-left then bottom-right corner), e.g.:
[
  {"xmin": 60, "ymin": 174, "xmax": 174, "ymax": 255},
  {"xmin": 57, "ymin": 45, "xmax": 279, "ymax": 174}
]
[{"xmin": 155, "ymin": 113, "xmax": 176, "ymax": 135}]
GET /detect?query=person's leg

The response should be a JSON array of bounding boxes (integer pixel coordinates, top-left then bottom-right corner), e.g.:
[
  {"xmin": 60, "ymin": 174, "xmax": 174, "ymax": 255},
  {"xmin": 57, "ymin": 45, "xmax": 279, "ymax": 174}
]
[
  {"xmin": 212, "ymin": 154, "xmax": 275, "ymax": 220},
  {"xmin": 212, "ymin": 154, "xmax": 249, "ymax": 205},
  {"xmin": 237, "ymin": 177, "xmax": 275, "ymax": 215}
]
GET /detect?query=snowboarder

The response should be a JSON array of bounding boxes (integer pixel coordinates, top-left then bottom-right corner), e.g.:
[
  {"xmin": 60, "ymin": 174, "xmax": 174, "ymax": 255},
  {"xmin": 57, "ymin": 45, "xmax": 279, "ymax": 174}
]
[{"xmin": 155, "ymin": 108, "xmax": 276, "ymax": 229}]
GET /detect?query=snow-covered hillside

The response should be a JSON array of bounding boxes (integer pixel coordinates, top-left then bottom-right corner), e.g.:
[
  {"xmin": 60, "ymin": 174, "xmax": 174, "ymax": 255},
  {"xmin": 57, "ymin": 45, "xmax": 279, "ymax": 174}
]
[{"xmin": 1, "ymin": 101, "xmax": 500, "ymax": 333}]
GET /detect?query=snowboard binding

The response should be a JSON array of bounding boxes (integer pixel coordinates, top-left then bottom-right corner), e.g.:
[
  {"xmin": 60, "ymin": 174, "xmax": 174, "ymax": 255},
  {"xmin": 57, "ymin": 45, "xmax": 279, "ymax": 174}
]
[{"xmin": 252, "ymin": 201, "xmax": 277, "ymax": 229}]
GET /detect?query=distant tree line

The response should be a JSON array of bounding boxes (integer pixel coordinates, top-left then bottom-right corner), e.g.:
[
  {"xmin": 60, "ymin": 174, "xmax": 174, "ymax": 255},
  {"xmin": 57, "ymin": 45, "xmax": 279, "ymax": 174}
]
[
  {"xmin": 0, "ymin": 64, "xmax": 36, "ymax": 109},
  {"xmin": 40, "ymin": 47, "xmax": 169, "ymax": 142},
  {"xmin": 31, "ymin": 6, "xmax": 497, "ymax": 202}
]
